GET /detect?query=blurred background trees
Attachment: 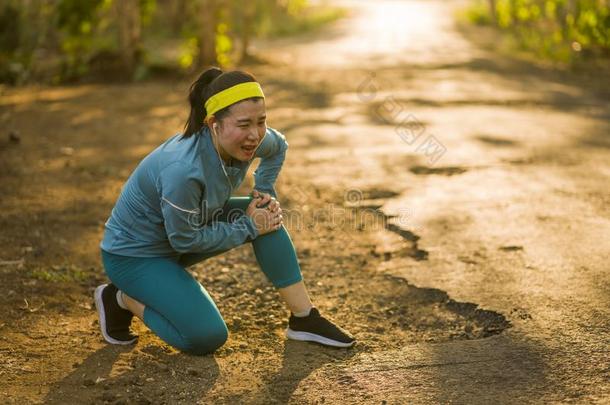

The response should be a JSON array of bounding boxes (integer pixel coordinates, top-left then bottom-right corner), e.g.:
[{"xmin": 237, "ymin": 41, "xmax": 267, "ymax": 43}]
[
  {"xmin": 0, "ymin": 0, "xmax": 345, "ymax": 85},
  {"xmin": 4, "ymin": 0, "xmax": 604, "ymax": 85},
  {"xmin": 467, "ymin": 0, "xmax": 609, "ymax": 63}
]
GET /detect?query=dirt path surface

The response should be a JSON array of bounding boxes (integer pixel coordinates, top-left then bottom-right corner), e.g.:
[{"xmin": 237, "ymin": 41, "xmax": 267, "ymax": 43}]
[{"xmin": 1, "ymin": 1, "xmax": 609, "ymax": 403}]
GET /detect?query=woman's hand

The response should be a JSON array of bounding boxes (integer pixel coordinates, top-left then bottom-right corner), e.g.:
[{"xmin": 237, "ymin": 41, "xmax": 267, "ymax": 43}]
[
  {"xmin": 247, "ymin": 191, "xmax": 283, "ymax": 235},
  {"xmin": 251, "ymin": 190, "xmax": 278, "ymax": 208}
]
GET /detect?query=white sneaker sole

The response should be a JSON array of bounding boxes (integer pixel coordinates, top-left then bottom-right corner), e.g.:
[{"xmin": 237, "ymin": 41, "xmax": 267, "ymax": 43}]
[
  {"xmin": 285, "ymin": 328, "xmax": 355, "ymax": 348},
  {"xmin": 94, "ymin": 284, "xmax": 137, "ymax": 345}
]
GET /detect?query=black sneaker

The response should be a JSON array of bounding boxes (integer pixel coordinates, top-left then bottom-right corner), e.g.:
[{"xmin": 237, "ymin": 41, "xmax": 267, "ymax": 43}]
[
  {"xmin": 94, "ymin": 283, "xmax": 137, "ymax": 345},
  {"xmin": 286, "ymin": 308, "xmax": 355, "ymax": 348}
]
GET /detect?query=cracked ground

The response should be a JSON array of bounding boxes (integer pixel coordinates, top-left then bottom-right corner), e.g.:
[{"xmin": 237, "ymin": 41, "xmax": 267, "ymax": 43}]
[{"xmin": 1, "ymin": 0, "xmax": 609, "ymax": 403}]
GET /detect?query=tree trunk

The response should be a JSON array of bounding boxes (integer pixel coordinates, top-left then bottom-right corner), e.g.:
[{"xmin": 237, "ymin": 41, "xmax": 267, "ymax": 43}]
[
  {"xmin": 239, "ymin": 0, "xmax": 256, "ymax": 62},
  {"xmin": 487, "ymin": 0, "xmax": 497, "ymax": 25},
  {"xmin": 170, "ymin": 0, "xmax": 188, "ymax": 35},
  {"xmin": 198, "ymin": 0, "xmax": 218, "ymax": 67},
  {"xmin": 566, "ymin": 0, "xmax": 580, "ymax": 20},
  {"xmin": 115, "ymin": 0, "xmax": 141, "ymax": 76}
]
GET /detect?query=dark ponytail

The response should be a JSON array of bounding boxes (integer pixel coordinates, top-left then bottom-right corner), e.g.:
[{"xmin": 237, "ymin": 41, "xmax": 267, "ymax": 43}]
[
  {"xmin": 182, "ymin": 67, "xmax": 260, "ymax": 139},
  {"xmin": 183, "ymin": 67, "xmax": 223, "ymax": 138}
]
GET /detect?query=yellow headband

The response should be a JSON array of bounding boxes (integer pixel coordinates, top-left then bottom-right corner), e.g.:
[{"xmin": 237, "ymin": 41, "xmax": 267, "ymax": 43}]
[{"xmin": 204, "ymin": 82, "xmax": 265, "ymax": 120}]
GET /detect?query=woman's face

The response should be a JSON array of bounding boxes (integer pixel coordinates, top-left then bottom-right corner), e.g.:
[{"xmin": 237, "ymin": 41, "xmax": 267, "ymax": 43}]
[{"xmin": 212, "ymin": 98, "xmax": 266, "ymax": 162}]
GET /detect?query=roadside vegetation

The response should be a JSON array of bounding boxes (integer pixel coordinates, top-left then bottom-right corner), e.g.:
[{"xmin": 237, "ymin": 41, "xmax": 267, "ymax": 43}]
[
  {"xmin": 0, "ymin": 0, "xmax": 346, "ymax": 85},
  {"xmin": 463, "ymin": 0, "xmax": 609, "ymax": 65}
]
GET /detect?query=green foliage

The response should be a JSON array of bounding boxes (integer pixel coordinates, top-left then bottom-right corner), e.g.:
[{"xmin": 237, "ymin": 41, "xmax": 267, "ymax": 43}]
[
  {"xmin": 0, "ymin": 3, "xmax": 20, "ymax": 53},
  {"xmin": 56, "ymin": 0, "xmax": 105, "ymax": 35},
  {"xmin": 179, "ymin": 37, "xmax": 198, "ymax": 69},
  {"xmin": 139, "ymin": 0, "xmax": 157, "ymax": 25},
  {"xmin": 250, "ymin": 1, "xmax": 346, "ymax": 39},
  {"xmin": 0, "ymin": 1, "xmax": 58, "ymax": 84},
  {"xmin": 216, "ymin": 23, "xmax": 233, "ymax": 67},
  {"xmin": 1, "ymin": 0, "xmax": 347, "ymax": 84},
  {"xmin": 0, "ymin": 3, "xmax": 22, "ymax": 83},
  {"xmin": 31, "ymin": 265, "xmax": 88, "ymax": 283},
  {"xmin": 467, "ymin": 0, "xmax": 610, "ymax": 62},
  {"xmin": 263, "ymin": 5, "xmax": 347, "ymax": 38},
  {"xmin": 465, "ymin": 1, "xmax": 494, "ymax": 25},
  {"xmin": 56, "ymin": 0, "xmax": 104, "ymax": 80}
]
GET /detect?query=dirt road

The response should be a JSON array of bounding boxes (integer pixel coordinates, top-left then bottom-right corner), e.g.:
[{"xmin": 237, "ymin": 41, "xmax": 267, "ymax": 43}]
[{"xmin": 1, "ymin": 0, "xmax": 608, "ymax": 403}]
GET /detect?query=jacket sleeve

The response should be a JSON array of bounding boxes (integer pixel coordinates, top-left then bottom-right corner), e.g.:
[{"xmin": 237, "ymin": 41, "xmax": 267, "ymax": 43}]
[
  {"xmin": 157, "ymin": 162, "xmax": 259, "ymax": 254},
  {"xmin": 253, "ymin": 127, "xmax": 288, "ymax": 198}
]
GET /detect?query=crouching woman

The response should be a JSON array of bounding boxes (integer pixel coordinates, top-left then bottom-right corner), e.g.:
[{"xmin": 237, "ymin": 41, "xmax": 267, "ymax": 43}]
[{"xmin": 94, "ymin": 67, "xmax": 355, "ymax": 355}]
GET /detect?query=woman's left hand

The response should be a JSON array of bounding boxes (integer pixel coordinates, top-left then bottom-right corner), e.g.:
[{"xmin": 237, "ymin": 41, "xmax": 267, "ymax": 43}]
[{"xmin": 252, "ymin": 190, "xmax": 281, "ymax": 213}]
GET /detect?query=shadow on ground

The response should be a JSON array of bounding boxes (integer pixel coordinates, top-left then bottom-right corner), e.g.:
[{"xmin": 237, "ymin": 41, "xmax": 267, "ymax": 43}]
[{"xmin": 45, "ymin": 345, "xmax": 220, "ymax": 404}]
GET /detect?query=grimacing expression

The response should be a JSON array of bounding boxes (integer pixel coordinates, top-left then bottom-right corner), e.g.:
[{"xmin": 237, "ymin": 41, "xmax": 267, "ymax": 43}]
[{"xmin": 212, "ymin": 98, "xmax": 266, "ymax": 162}]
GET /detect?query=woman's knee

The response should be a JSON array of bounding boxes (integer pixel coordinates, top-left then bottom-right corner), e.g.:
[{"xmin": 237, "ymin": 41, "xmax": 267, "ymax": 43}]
[{"xmin": 183, "ymin": 316, "xmax": 229, "ymax": 355}]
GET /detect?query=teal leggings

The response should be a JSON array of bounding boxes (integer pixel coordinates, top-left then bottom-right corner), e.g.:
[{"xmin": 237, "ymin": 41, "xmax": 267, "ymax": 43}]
[{"xmin": 101, "ymin": 197, "xmax": 302, "ymax": 355}]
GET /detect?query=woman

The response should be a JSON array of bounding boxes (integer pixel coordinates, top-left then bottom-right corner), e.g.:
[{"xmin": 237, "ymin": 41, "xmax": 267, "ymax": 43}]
[{"xmin": 95, "ymin": 67, "xmax": 355, "ymax": 355}]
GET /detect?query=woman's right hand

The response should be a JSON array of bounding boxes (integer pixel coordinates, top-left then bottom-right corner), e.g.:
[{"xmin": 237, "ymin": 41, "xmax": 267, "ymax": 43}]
[{"xmin": 246, "ymin": 197, "xmax": 283, "ymax": 235}]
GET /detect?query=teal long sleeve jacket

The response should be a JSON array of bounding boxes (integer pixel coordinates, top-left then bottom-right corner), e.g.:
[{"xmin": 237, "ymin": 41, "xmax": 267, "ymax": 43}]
[{"xmin": 100, "ymin": 126, "xmax": 288, "ymax": 257}]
